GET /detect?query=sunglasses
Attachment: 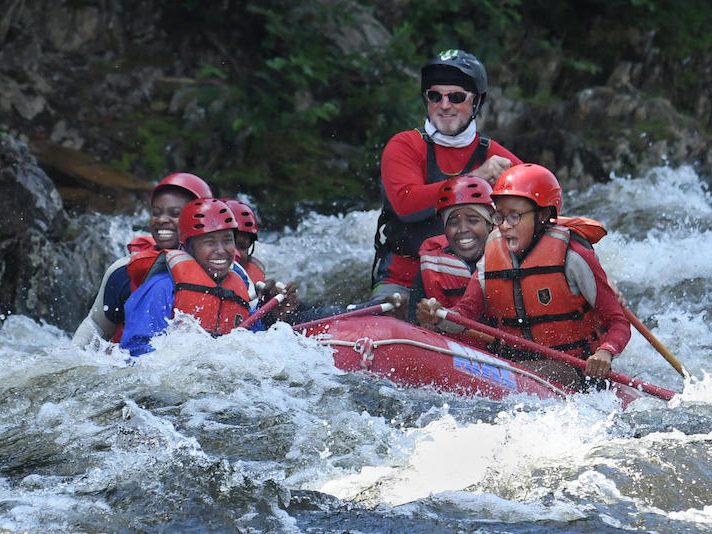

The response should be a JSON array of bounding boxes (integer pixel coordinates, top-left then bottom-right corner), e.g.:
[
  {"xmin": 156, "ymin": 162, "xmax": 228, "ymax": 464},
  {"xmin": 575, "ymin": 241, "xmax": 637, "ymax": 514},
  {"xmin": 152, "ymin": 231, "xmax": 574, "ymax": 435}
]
[{"xmin": 424, "ymin": 90, "xmax": 472, "ymax": 104}]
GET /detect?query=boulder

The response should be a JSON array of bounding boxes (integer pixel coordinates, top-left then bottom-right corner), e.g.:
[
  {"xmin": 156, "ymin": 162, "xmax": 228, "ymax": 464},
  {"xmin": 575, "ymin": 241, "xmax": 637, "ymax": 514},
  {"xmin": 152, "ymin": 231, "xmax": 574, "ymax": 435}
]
[
  {"xmin": 0, "ymin": 134, "xmax": 119, "ymax": 331},
  {"xmin": 494, "ymin": 85, "xmax": 712, "ymax": 190},
  {"xmin": 0, "ymin": 134, "xmax": 66, "ymax": 240}
]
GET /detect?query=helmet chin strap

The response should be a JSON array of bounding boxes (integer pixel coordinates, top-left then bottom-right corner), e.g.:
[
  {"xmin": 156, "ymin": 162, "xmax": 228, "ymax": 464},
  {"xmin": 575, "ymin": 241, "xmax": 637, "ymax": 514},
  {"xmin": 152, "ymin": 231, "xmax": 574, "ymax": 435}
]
[
  {"xmin": 453, "ymin": 115, "xmax": 476, "ymax": 136},
  {"xmin": 532, "ymin": 209, "xmax": 554, "ymax": 240},
  {"xmin": 472, "ymin": 93, "xmax": 485, "ymax": 118}
]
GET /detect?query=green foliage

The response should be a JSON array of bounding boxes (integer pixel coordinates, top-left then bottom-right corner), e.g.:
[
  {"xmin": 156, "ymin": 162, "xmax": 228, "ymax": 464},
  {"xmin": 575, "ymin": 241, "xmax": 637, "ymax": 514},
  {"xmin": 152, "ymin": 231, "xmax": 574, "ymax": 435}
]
[
  {"xmin": 197, "ymin": 64, "xmax": 229, "ymax": 80},
  {"xmin": 367, "ymin": 0, "xmax": 522, "ymax": 61},
  {"xmin": 111, "ymin": 114, "xmax": 205, "ymax": 179},
  {"xmin": 115, "ymin": 0, "xmax": 710, "ymax": 225}
]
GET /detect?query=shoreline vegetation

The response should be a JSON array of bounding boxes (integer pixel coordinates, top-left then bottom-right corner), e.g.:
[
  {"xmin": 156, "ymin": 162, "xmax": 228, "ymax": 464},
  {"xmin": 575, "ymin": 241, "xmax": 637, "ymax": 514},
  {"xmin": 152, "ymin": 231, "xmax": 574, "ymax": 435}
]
[{"xmin": 0, "ymin": 1, "xmax": 710, "ymax": 226}]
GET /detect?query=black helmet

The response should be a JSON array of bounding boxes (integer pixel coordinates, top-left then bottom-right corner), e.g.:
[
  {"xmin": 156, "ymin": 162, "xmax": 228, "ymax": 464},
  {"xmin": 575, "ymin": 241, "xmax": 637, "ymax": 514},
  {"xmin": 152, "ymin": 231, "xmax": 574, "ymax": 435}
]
[{"xmin": 421, "ymin": 49, "xmax": 488, "ymax": 116}]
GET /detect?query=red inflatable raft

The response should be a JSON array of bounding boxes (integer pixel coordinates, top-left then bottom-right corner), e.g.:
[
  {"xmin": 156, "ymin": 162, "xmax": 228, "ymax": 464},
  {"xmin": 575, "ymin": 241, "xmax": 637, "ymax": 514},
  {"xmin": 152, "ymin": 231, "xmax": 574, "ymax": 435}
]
[{"xmin": 301, "ymin": 315, "xmax": 644, "ymax": 408}]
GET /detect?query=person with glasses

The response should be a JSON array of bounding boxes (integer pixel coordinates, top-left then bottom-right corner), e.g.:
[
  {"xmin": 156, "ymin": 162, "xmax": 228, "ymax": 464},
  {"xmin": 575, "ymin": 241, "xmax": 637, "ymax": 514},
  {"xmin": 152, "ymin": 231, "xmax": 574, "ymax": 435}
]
[
  {"xmin": 406, "ymin": 175, "xmax": 494, "ymax": 322},
  {"xmin": 417, "ymin": 164, "xmax": 631, "ymax": 391},
  {"xmin": 371, "ymin": 49, "xmax": 522, "ymax": 305}
]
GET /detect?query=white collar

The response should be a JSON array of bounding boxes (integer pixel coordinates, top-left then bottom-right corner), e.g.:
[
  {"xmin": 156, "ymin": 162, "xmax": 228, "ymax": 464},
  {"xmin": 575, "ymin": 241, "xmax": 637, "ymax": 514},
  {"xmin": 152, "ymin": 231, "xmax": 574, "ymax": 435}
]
[{"xmin": 424, "ymin": 118, "xmax": 477, "ymax": 148}]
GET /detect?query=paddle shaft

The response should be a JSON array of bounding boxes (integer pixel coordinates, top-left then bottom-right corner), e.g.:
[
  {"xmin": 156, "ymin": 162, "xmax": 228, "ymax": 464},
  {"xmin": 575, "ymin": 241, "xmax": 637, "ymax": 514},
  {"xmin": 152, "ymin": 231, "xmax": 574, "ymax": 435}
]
[
  {"xmin": 624, "ymin": 306, "xmax": 687, "ymax": 377},
  {"xmin": 436, "ymin": 309, "xmax": 677, "ymax": 401},
  {"xmin": 292, "ymin": 302, "xmax": 395, "ymax": 331},
  {"xmin": 238, "ymin": 292, "xmax": 285, "ymax": 330}
]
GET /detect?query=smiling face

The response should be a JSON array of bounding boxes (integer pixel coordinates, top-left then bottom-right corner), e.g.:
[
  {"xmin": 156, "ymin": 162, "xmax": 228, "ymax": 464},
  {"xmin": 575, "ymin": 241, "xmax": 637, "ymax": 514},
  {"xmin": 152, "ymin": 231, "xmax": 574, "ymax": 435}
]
[
  {"xmin": 150, "ymin": 188, "xmax": 195, "ymax": 250},
  {"xmin": 187, "ymin": 229, "xmax": 236, "ymax": 281},
  {"xmin": 444, "ymin": 206, "xmax": 492, "ymax": 261},
  {"xmin": 493, "ymin": 196, "xmax": 540, "ymax": 255},
  {"xmin": 426, "ymin": 84, "xmax": 474, "ymax": 135}
]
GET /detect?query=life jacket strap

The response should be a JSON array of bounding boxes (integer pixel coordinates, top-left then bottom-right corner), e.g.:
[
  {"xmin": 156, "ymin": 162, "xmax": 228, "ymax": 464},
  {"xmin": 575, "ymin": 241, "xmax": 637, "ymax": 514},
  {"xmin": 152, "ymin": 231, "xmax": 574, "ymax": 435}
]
[
  {"xmin": 500, "ymin": 302, "xmax": 593, "ymax": 328},
  {"xmin": 174, "ymin": 282, "xmax": 250, "ymax": 308},
  {"xmin": 485, "ymin": 264, "xmax": 565, "ymax": 280}
]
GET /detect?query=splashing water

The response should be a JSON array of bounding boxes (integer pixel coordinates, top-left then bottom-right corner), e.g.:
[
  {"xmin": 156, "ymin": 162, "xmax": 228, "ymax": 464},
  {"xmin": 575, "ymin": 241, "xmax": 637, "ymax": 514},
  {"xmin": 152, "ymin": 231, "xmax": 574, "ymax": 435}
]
[{"xmin": 0, "ymin": 166, "xmax": 710, "ymax": 533}]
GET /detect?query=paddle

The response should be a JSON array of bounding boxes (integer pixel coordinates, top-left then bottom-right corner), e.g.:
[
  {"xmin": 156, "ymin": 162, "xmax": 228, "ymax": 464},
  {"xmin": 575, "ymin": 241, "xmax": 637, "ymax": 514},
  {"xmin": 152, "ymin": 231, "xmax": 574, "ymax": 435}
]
[
  {"xmin": 237, "ymin": 281, "xmax": 287, "ymax": 330},
  {"xmin": 292, "ymin": 302, "xmax": 395, "ymax": 331},
  {"xmin": 435, "ymin": 308, "xmax": 678, "ymax": 401},
  {"xmin": 624, "ymin": 306, "xmax": 688, "ymax": 377}
]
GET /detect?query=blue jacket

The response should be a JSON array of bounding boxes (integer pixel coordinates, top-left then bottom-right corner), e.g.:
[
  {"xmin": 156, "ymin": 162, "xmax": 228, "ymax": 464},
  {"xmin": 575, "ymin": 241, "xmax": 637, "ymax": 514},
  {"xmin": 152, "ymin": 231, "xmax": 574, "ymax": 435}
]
[{"xmin": 120, "ymin": 265, "xmax": 262, "ymax": 357}]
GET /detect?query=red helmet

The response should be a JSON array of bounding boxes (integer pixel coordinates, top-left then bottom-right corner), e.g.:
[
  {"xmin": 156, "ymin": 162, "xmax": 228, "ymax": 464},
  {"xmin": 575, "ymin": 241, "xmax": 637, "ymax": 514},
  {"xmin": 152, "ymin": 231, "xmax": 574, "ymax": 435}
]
[
  {"xmin": 491, "ymin": 164, "xmax": 563, "ymax": 216},
  {"xmin": 221, "ymin": 199, "xmax": 259, "ymax": 239},
  {"xmin": 436, "ymin": 175, "xmax": 494, "ymax": 212},
  {"xmin": 179, "ymin": 199, "xmax": 238, "ymax": 243},
  {"xmin": 151, "ymin": 173, "xmax": 213, "ymax": 203}
]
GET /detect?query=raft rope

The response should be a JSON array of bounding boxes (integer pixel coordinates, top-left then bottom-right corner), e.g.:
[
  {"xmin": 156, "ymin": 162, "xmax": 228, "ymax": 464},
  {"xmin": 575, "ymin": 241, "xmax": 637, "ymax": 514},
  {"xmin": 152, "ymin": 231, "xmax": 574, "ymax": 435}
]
[{"xmin": 318, "ymin": 337, "xmax": 569, "ymax": 397}]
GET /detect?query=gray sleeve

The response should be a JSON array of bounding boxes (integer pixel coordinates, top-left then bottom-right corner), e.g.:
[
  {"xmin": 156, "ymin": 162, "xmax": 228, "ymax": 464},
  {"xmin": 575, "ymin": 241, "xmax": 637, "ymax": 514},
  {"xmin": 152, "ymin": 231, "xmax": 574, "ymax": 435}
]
[
  {"xmin": 564, "ymin": 249, "xmax": 597, "ymax": 306},
  {"xmin": 71, "ymin": 256, "xmax": 129, "ymax": 348}
]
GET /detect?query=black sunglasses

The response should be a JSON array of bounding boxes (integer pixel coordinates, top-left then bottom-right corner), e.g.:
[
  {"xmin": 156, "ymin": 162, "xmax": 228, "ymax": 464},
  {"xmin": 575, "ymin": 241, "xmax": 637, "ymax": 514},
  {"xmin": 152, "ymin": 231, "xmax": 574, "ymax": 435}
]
[{"xmin": 424, "ymin": 90, "xmax": 472, "ymax": 104}]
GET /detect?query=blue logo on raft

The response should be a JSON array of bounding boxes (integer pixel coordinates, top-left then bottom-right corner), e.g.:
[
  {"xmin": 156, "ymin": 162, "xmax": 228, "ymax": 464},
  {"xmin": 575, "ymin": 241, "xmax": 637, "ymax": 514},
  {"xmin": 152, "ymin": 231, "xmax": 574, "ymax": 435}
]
[{"xmin": 448, "ymin": 341, "xmax": 517, "ymax": 390}]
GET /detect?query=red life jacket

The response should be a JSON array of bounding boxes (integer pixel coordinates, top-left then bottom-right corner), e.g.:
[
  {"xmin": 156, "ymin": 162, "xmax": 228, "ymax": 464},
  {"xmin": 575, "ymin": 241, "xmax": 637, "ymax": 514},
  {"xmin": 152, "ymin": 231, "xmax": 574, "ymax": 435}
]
[
  {"xmin": 244, "ymin": 256, "xmax": 266, "ymax": 284},
  {"xmin": 556, "ymin": 216, "xmax": 607, "ymax": 244},
  {"xmin": 126, "ymin": 234, "xmax": 157, "ymax": 254},
  {"xmin": 144, "ymin": 250, "xmax": 251, "ymax": 336},
  {"xmin": 483, "ymin": 225, "xmax": 602, "ymax": 358},
  {"xmin": 419, "ymin": 235, "xmax": 474, "ymax": 308},
  {"xmin": 105, "ymin": 237, "xmax": 160, "ymax": 342},
  {"xmin": 127, "ymin": 249, "xmax": 162, "ymax": 291}
]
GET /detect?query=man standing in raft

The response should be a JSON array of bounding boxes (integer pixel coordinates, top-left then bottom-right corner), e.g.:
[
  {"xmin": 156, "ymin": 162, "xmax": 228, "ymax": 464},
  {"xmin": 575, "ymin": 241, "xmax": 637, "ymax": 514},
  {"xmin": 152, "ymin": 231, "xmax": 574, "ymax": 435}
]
[
  {"xmin": 120, "ymin": 198, "xmax": 253, "ymax": 357},
  {"xmin": 417, "ymin": 164, "xmax": 631, "ymax": 390},
  {"xmin": 371, "ymin": 49, "xmax": 522, "ymax": 302}
]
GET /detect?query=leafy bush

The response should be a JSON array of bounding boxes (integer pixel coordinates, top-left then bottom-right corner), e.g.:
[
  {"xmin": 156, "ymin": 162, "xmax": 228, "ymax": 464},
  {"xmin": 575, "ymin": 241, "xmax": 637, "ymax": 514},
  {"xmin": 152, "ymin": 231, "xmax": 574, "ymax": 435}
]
[{"xmin": 128, "ymin": 0, "xmax": 711, "ymax": 225}]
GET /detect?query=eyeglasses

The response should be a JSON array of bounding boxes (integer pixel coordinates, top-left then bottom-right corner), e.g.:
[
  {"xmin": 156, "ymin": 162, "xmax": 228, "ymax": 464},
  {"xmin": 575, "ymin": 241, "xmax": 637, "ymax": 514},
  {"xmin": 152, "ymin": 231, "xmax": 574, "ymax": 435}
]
[
  {"xmin": 493, "ymin": 209, "xmax": 537, "ymax": 226},
  {"xmin": 424, "ymin": 90, "xmax": 472, "ymax": 104}
]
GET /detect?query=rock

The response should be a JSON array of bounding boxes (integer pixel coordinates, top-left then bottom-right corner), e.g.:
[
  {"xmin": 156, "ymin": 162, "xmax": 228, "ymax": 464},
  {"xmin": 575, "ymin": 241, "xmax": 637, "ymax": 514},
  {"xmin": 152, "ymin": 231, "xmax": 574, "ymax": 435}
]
[
  {"xmin": 0, "ymin": 134, "xmax": 124, "ymax": 331},
  {"xmin": 50, "ymin": 120, "xmax": 85, "ymax": 149},
  {"xmin": 320, "ymin": 0, "xmax": 391, "ymax": 54},
  {"xmin": 0, "ymin": 76, "xmax": 48, "ymax": 120},
  {"xmin": 0, "ymin": 134, "xmax": 66, "ymax": 239},
  {"xmin": 499, "ymin": 85, "xmax": 712, "ymax": 190},
  {"xmin": 45, "ymin": 4, "xmax": 100, "ymax": 53}
]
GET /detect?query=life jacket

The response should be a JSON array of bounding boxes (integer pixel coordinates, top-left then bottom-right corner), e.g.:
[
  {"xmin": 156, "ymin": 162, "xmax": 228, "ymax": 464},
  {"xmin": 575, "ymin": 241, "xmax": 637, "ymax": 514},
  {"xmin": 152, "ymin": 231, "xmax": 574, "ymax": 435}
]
[
  {"xmin": 418, "ymin": 235, "xmax": 474, "ymax": 308},
  {"xmin": 126, "ymin": 235, "xmax": 157, "ymax": 254},
  {"xmin": 108, "ymin": 238, "xmax": 160, "ymax": 342},
  {"xmin": 556, "ymin": 216, "xmax": 607, "ymax": 244},
  {"xmin": 483, "ymin": 225, "xmax": 602, "ymax": 358},
  {"xmin": 373, "ymin": 131, "xmax": 491, "ymax": 261},
  {"xmin": 244, "ymin": 256, "xmax": 266, "ymax": 284},
  {"xmin": 127, "ymin": 248, "xmax": 162, "ymax": 291},
  {"xmin": 147, "ymin": 250, "xmax": 251, "ymax": 336}
]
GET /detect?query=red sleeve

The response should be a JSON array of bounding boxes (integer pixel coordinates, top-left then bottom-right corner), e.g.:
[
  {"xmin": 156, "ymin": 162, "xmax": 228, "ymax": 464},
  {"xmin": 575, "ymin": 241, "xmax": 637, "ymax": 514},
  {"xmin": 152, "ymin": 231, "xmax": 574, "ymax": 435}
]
[
  {"xmin": 568, "ymin": 240, "xmax": 631, "ymax": 356},
  {"xmin": 380, "ymin": 131, "xmax": 522, "ymax": 220},
  {"xmin": 450, "ymin": 272, "xmax": 485, "ymax": 319},
  {"xmin": 380, "ymin": 131, "xmax": 442, "ymax": 220}
]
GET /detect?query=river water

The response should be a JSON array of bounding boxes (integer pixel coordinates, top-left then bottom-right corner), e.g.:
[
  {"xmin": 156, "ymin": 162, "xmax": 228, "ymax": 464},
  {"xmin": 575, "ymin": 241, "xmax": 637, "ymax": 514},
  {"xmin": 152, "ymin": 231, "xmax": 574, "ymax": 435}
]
[{"xmin": 0, "ymin": 166, "xmax": 710, "ymax": 533}]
